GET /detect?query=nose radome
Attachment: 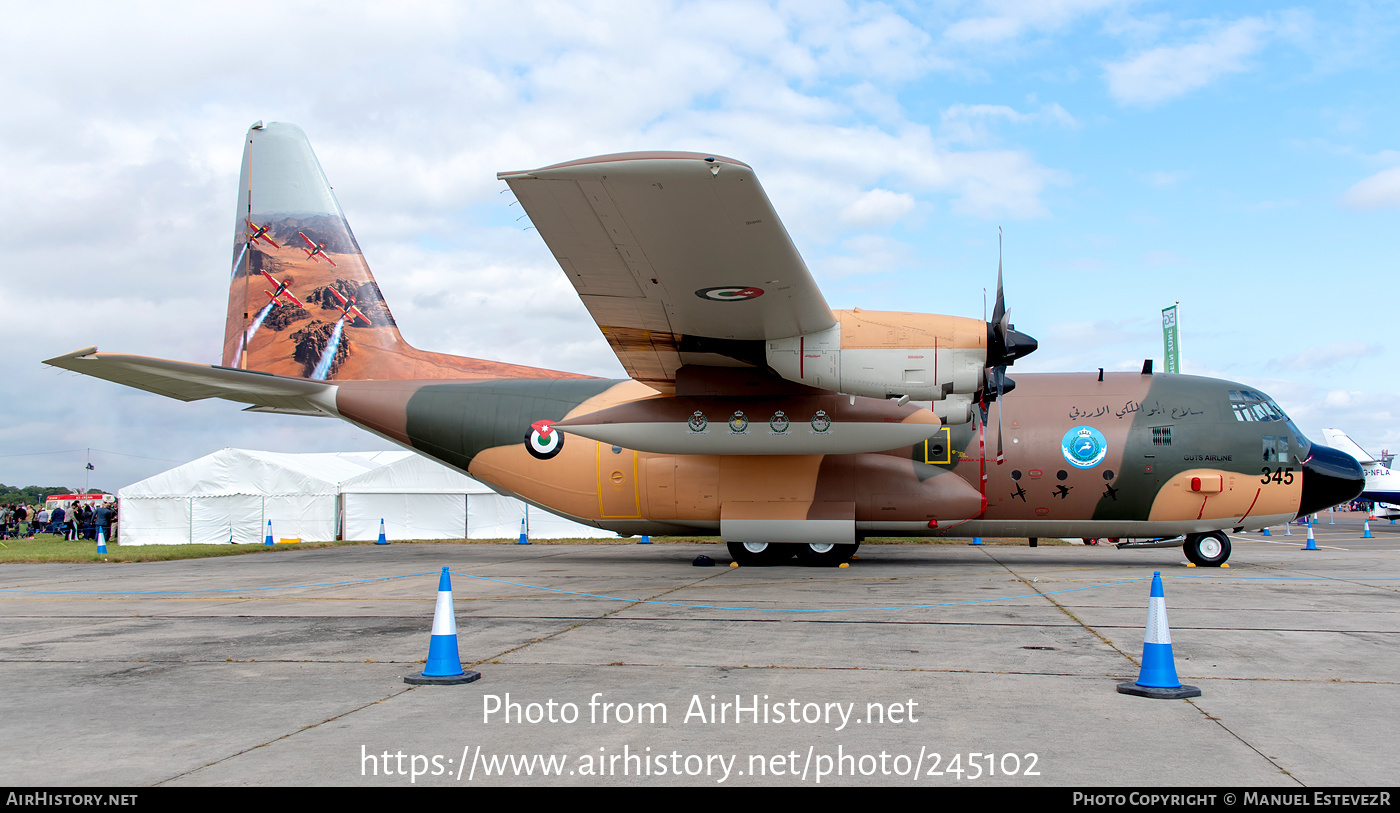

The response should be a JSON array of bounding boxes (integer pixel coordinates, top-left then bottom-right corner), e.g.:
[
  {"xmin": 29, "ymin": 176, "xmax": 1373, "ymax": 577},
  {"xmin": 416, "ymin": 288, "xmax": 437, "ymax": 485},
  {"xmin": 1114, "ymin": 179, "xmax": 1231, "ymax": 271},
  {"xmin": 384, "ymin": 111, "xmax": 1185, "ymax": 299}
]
[{"xmin": 1297, "ymin": 443, "xmax": 1365, "ymax": 517}]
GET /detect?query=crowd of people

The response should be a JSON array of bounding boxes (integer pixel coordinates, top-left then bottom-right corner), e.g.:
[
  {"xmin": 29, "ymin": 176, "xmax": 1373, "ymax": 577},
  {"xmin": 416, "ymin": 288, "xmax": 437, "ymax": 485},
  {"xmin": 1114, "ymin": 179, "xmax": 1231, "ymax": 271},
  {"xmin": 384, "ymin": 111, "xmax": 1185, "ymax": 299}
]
[{"xmin": 0, "ymin": 501, "xmax": 117, "ymax": 541}]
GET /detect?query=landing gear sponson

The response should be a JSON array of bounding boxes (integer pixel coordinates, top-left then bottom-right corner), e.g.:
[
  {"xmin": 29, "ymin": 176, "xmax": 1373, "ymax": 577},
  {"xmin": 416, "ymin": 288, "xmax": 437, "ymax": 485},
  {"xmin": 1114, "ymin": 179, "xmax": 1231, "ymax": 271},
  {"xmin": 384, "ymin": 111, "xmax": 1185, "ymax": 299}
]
[{"xmin": 727, "ymin": 541, "xmax": 861, "ymax": 567}]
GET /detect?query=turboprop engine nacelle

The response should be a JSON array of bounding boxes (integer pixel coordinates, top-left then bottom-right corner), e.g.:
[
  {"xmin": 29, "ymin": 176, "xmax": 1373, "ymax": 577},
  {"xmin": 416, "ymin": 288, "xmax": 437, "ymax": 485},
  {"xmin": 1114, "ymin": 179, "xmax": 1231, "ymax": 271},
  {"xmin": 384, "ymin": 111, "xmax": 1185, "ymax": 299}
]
[{"xmin": 766, "ymin": 310, "xmax": 987, "ymax": 421}]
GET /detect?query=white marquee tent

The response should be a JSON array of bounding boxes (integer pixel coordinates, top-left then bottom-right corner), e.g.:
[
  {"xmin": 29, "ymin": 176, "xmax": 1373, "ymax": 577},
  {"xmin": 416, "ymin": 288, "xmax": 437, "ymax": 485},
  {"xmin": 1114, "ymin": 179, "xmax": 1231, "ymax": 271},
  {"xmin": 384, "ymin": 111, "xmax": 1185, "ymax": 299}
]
[{"xmin": 116, "ymin": 448, "xmax": 614, "ymax": 545}]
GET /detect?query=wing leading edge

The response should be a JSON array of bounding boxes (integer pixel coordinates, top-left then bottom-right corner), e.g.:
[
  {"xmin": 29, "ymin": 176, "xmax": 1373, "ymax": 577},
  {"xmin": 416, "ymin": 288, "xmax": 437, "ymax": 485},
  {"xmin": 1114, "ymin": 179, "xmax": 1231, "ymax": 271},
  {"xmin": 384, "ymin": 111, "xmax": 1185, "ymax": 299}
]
[{"xmin": 499, "ymin": 152, "xmax": 837, "ymax": 392}]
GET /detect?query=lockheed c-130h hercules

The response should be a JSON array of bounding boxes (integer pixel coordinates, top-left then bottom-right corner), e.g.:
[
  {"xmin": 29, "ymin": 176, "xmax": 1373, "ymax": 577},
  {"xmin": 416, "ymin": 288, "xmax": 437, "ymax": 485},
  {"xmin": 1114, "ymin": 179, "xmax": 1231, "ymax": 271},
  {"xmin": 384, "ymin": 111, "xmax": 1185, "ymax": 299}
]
[{"xmin": 45, "ymin": 122, "xmax": 1364, "ymax": 567}]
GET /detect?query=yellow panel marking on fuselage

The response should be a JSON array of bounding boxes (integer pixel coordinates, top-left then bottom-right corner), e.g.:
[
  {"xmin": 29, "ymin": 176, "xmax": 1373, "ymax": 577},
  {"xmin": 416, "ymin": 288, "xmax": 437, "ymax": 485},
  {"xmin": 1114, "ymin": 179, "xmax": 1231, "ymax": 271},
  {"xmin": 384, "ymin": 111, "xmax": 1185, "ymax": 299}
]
[
  {"xmin": 597, "ymin": 442, "xmax": 642, "ymax": 518},
  {"xmin": 923, "ymin": 427, "xmax": 952, "ymax": 465}
]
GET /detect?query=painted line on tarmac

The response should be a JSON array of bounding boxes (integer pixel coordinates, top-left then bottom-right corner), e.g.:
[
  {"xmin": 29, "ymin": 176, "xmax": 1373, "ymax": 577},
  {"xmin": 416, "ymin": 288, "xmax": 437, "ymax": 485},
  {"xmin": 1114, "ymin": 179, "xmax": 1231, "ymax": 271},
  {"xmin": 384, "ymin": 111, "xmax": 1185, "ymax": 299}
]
[
  {"xmin": 3, "ymin": 568, "xmax": 1396, "ymax": 612},
  {"xmin": 1252, "ymin": 539, "xmax": 1350, "ymax": 550},
  {"xmin": 0, "ymin": 571, "xmax": 437, "ymax": 595},
  {"xmin": 443, "ymin": 569, "xmax": 1153, "ymax": 612}
]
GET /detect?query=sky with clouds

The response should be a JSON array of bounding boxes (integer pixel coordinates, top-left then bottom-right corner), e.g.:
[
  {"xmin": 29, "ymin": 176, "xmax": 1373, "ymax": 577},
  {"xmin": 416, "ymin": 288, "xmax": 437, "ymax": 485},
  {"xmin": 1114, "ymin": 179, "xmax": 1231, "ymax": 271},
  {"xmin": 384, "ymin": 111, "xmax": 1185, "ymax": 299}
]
[{"xmin": 3, "ymin": 0, "xmax": 1398, "ymax": 493}]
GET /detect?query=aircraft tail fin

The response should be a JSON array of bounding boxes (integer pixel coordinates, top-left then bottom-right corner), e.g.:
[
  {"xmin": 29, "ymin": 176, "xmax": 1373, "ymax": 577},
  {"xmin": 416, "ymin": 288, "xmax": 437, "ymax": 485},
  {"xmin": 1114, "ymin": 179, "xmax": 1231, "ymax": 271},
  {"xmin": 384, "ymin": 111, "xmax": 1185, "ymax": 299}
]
[
  {"xmin": 223, "ymin": 122, "xmax": 583, "ymax": 383},
  {"xmin": 1320, "ymin": 428, "xmax": 1378, "ymax": 465}
]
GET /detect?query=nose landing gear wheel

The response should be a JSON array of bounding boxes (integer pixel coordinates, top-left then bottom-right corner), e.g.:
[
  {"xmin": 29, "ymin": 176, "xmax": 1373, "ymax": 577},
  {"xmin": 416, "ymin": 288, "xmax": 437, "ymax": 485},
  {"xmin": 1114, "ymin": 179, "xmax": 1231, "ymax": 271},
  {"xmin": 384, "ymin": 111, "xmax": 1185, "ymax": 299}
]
[
  {"xmin": 726, "ymin": 541, "xmax": 795, "ymax": 566},
  {"xmin": 1184, "ymin": 531, "xmax": 1231, "ymax": 567},
  {"xmin": 794, "ymin": 541, "xmax": 860, "ymax": 566}
]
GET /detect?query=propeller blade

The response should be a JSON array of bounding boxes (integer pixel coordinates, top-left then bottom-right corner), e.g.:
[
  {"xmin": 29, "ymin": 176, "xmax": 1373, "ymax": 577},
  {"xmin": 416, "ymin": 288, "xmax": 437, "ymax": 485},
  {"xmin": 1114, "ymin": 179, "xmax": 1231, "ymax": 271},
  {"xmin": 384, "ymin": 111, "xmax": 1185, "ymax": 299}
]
[
  {"xmin": 992, "ymin": 228, "xmax": 1007, "ymax": 333},
  {"xmin": 996, "ymin": 370, "xmax": 1005, "ymax": 464}
]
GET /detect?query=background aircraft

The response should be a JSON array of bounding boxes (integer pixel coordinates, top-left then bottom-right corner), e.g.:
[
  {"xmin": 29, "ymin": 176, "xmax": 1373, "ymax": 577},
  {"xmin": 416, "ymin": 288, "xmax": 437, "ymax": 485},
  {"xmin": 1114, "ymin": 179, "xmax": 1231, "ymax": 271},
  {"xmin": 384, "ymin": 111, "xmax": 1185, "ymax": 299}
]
[
  {"xmin": 45, "ymin": 122, "xmax": 1364, "ymax": 567},
  {"xmin": 1321, "ymin": 428, "xmax": 1400, "ymax": 507}
]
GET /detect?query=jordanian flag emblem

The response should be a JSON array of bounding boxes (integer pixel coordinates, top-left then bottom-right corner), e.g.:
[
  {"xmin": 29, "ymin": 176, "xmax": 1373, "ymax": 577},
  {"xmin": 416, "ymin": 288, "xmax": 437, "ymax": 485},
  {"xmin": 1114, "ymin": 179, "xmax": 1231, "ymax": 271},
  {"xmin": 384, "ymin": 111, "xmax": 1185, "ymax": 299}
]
[{"xmin": 525, "ymin": 419, "xmax": 564, "ymax": 460}]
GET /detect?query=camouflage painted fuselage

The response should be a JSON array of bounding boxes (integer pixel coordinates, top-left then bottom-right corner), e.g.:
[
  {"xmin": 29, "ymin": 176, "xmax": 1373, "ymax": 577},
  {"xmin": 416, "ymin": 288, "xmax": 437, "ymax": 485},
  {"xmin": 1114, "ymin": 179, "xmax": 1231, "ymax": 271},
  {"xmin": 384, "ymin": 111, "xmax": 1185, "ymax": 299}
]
[
  {"xmin": 45, "ymin": 123, "xmax": 1365, "ymax": 551},
  {"xmin": 325, "ymin": 369, "xmax": 1315, "ymax": 541}
]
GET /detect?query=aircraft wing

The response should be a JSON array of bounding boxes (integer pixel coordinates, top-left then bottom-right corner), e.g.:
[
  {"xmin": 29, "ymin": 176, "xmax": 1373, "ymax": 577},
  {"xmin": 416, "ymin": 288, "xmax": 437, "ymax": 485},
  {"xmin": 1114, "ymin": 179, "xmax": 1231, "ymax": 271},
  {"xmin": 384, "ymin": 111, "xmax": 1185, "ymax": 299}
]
[
  {"xmin": 499, "ymin": 152, "xmax": 837, "ymax": 391},
  {"xmin": 43, "ymin": 347, "xmax": 335, "ymax": 416}
]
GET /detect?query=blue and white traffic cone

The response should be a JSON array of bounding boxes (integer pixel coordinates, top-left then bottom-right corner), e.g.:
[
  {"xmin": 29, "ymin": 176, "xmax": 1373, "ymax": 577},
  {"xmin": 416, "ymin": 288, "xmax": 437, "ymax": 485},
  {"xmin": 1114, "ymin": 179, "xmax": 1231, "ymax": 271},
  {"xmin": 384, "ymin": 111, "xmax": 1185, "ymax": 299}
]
[
  {"xmin": 638, "ymin": 534, "xmax": 651, "ymax": 544},
  {"xmin": 96, "ymin": 527, "xmax": 107, "ymax": 555},
  {"xmin": 404, "ymin": 567, "xmax": 481, "ymax": 685},
  {"xmin": 375, "ymin": 518, "xmax": 389, "ymax": 545},
  {"xmin": 970, "ymin": 536, "xmax": 984, "ymax": 546},
  {"xmin": 1362, "ymin": 519, "xmax": 1374, "ymax": 539},
  {"xmin": 1304, "ymin": 521, "xmax": 1317, "ymax": 551},
  {"xmin": 516, "ymin": 518, "xmax": 529, "ymax": 545},
  {"xmin": 1117, "ymin": 571, "xmax": 1201, "ymax": 699},
  {"xmin": 1261, "ymin": 526, "xmax": 1271, "ymax": 536},
  {"xmin": 264, "ymin": 520, "xmax": 274, "ymax": 546}
]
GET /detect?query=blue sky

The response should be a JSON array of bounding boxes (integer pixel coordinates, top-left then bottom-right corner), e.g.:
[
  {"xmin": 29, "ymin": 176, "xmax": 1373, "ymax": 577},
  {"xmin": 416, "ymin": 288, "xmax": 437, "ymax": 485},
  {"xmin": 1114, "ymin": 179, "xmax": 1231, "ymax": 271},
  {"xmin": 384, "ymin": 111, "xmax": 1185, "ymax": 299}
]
[{"xmin": 3, "ymin": 0, "xmax": 1398, "ymax": 493}]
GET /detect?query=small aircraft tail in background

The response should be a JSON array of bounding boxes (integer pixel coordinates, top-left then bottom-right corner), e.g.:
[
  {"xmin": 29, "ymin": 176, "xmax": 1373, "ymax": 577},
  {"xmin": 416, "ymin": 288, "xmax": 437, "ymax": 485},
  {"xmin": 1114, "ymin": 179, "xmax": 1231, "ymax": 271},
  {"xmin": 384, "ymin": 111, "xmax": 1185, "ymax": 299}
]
[
  {"xmin": 1321, "ymin": 428, "xmax": 1382, "ymax": 466},
  {"xmin": 1322, "ymin": 428, "xmax": 1400, "ymax": 509}
]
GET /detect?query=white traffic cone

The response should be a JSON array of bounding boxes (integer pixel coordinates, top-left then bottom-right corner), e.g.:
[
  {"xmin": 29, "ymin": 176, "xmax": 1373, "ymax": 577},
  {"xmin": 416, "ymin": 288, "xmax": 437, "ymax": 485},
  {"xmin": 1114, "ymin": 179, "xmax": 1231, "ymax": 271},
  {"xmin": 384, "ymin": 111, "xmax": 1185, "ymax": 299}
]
[{"xmin": 404, "ymin": 567, "xmax": 481, "ymax": 685}]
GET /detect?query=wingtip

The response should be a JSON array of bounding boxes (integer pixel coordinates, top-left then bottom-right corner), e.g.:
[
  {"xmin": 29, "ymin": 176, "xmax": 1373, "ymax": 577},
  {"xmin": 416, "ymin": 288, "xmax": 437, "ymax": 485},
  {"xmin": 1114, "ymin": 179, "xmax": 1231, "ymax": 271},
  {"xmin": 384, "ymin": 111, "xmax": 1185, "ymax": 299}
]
[{"xmin": 43, "ymin": 347, "xmax": 99, "ymax": 366}]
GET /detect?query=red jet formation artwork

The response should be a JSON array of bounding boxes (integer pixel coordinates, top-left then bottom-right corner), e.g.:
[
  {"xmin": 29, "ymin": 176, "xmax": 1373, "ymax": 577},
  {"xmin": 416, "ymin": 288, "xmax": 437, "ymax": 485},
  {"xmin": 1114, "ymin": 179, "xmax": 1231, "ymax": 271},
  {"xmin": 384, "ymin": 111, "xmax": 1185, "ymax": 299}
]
[
  {"xmin": 328, "ymin": 286, "xmax": 369, "ymax": 326},
  {"xmin": 259, "ymin": 270, "xmax": 304, "ymax": 308},
  {"xmin": 245, "ymin": 219, "xmax": 280, "ymax": 248},
  {"xmin": 298, "ymin": 232, "xmax": 337, "ymax": 266}
]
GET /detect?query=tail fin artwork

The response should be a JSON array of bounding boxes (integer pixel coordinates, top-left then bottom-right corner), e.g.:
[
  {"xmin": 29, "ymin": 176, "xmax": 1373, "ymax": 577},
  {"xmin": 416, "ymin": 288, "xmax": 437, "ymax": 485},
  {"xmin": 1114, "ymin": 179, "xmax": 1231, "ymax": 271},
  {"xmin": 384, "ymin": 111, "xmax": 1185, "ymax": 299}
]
[{"xmin": 225, "ymin": 122, "xmax": 579, "ymax": 383}]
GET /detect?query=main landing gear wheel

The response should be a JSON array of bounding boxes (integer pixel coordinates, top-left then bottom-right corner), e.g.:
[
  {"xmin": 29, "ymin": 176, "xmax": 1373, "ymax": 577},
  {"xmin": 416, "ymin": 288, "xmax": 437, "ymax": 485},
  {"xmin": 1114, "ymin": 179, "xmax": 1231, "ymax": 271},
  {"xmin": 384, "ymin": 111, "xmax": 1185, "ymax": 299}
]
[
  {"xmin": 794, "ymin": 541, "xmax": 860, "ymax": 567},
  {"xmin": 726, "ymin": 541, "xmax": 794, "ymax": 566},
  {"xmin": 1184, "ymin": 531, "xmax": 1231, "ymax": 567}
]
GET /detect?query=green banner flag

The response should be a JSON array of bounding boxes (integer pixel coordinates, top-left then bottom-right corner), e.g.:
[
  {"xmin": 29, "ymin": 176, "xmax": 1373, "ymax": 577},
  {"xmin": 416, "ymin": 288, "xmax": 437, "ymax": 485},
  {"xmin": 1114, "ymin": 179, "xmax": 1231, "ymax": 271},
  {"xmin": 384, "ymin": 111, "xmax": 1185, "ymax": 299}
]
[{"xmin": 1162, "ymin": 304, "xmax": 1180, "ymax": 374}]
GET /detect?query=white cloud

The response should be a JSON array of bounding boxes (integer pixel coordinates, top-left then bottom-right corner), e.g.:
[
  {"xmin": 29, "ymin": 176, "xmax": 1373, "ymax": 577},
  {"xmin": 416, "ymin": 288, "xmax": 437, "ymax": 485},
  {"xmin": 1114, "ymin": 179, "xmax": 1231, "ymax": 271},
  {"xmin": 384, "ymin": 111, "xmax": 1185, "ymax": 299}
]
[
  {"xmin": 819, "ymin": 234, "xmax": 917, "ymax": 278},
  {"xmin": 1274, "ymin": 342, "xmax": 1383, "ymax": 372},
  {"xmin": 939, "ymin": 102, "xmax": 1079, "ymax": 146},
  {"xmin": 1141, "ymin": 170, "xmax": 1188, "ymax": 187},
  {"xmin": 942, "ymin": 0, "xmax": 1131, "ymax": 45},
  {"xmin": 1104, "ymin": 17, "xmax": 1273, "ymax": 106},
  {"xmin": 838, "ymin": 188, "xmax": 916, "ymax": 227},
  {"xmin": 1340, "ymin": 166, "xmax": 1400, "ymax": 211}
]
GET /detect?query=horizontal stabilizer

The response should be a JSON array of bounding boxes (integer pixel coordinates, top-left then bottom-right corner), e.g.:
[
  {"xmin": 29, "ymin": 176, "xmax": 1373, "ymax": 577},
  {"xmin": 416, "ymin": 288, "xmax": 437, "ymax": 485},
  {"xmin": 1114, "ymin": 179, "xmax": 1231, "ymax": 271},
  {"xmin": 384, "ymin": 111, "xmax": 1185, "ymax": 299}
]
[
  {"xmin": 1320, "ymin": 428, "xmax": 1379, "ymax": 466},
  {"xmin": 43, "ymin": 347, "xmax": 336, "ymax": 414}
]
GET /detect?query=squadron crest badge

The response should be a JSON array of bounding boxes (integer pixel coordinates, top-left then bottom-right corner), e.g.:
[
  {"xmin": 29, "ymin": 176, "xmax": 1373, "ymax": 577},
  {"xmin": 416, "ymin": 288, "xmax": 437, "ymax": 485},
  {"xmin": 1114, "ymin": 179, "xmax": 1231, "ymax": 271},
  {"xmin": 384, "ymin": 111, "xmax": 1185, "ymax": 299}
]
[{"xmin": 1061, "ymin": 426, "xmax": 1108, "ymax": 469}]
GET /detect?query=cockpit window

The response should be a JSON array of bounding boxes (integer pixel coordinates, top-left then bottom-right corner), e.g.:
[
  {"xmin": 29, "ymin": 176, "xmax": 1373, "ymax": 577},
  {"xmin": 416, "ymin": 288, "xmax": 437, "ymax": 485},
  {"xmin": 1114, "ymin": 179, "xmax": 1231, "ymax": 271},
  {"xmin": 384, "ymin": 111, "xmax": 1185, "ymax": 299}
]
[
  {"xmin": 1232, "ymin": 389, "xmax": 1310, "ymax": 458},
  {"xmin": 1229, "ymin": 389, "xmax": 1286, "ymax": 423}
]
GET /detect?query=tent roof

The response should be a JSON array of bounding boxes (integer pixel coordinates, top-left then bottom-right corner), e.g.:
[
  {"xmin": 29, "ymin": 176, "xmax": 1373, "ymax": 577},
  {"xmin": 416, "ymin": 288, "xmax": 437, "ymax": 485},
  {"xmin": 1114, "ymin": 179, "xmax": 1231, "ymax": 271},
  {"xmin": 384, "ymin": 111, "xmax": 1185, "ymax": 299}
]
[
  {"xmin": 341, "ymin": 452, "xmax": 488, "ymax": 494},
  {"xmin": 119, "ymin": 448, "xmax": 427, "ymax": 499}
]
